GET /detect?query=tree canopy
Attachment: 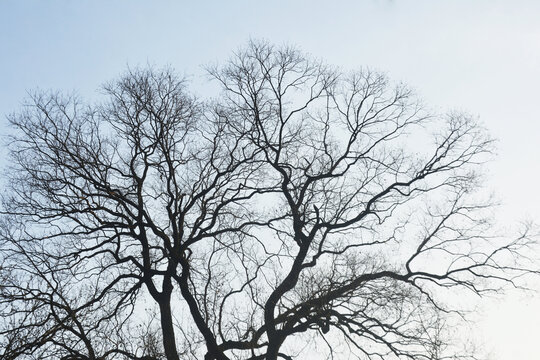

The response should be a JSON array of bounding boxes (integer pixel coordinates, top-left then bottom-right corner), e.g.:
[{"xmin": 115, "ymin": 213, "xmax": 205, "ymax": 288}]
[{"xmin": 0, "ymin": 41, "xmax": 536, "ymax": 360}]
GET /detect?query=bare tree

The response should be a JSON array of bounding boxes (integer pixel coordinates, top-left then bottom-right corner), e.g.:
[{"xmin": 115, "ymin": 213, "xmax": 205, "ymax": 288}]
[{"xmin": 0, "ymin": 41, "xmax": 536, "ymax": 360}]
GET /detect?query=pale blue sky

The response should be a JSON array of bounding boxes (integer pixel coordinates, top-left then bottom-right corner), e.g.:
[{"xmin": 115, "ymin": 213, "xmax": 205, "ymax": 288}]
[{"xmin": 1, "ymin": 1, "xmax": 540, "ymax": 358}]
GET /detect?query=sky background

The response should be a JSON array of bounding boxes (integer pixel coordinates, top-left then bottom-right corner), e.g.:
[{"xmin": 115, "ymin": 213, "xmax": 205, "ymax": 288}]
[{"xmin": 1, "ymin": 1, "xmax": 539, "ymax": 359}]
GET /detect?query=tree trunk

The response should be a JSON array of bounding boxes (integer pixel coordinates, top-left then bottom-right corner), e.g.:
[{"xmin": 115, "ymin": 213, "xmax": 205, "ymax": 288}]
[{"xmin": 159, "ymin": 301, "xmax": 180, "ymax": 360}]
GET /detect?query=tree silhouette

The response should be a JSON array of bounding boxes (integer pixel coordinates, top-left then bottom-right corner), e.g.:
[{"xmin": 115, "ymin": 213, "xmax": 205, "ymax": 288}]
[{"xmin": 0, "ymin": 41, "xmax": 536, "ymax": 360}]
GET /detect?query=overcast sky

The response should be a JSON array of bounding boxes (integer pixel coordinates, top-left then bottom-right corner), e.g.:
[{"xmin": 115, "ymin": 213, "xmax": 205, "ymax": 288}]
[{"xmin": 1, "ymin": 1, "xmax": 539, "ymax": 359}]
